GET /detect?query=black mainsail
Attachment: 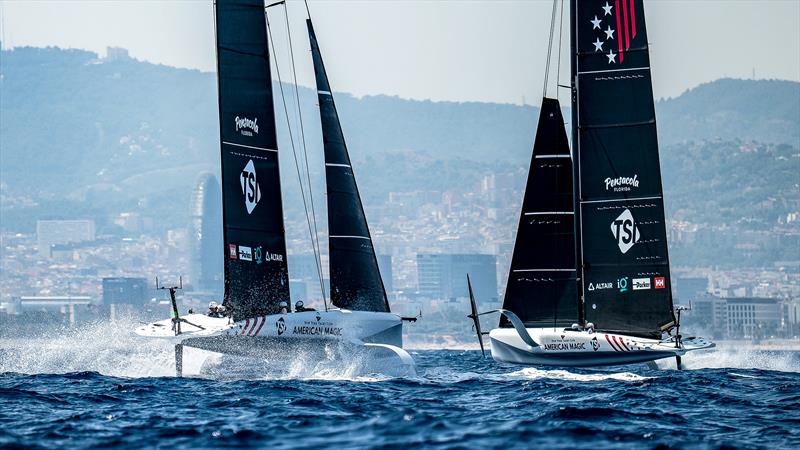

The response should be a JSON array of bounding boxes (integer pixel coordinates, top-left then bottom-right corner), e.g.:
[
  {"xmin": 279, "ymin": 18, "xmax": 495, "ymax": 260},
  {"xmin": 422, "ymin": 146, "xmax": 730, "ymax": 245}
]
[
  {"xmin": 306, "ymin": 20, "xmax": 390, "ymax": 313},
  {"xmin": 502, "ymin": 98, "xmax": 577, "ymax": 328},
  {"xmin": 572, "ymin": 0, "xmax": 674, "ymax": 337},
  {"xmin": 216, "ymin": 0, "xmax": 290, "ymax": 320}
]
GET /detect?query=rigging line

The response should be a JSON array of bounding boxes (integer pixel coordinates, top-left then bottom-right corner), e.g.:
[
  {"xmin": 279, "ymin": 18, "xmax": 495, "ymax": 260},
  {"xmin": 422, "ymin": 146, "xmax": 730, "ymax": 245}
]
[
  {"xmin": 556, "ymin": 0, "xmax": 565, "ymax": 100},
  {"xmin": 266, "ymin": 10, "xmax": 329, "ymax": 312},
  {"xmin": 542, "ymin": 0, "xmax": 559, "ymax": 98},
  {"xmin": 282, "ymin": 1, "xmax": 327, "ymax": 307},
  {"xmin": 303, "ymin": 0, "xmax": 312, "ymax": 20}
]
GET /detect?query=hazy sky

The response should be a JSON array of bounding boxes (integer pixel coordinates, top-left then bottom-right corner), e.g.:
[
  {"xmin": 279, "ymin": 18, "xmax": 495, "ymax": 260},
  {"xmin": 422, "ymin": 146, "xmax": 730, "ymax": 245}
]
[{"xmin": 1, "ymin": 0, "xmax": 798, "ymax": 104}]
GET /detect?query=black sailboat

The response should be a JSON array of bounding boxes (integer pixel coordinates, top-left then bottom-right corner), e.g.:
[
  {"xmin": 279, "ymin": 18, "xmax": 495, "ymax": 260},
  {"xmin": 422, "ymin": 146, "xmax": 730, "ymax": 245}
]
[
  {"xmin": 307, "ymin": 20, "xmax": 391, "ymax": 314},
  {"xmin": 135, "ymin": 0, "xmax": 414, "ymax": 376},
  {"xmin": 469, "ymin": 0, "xmax": 713, "ymax": 367}
]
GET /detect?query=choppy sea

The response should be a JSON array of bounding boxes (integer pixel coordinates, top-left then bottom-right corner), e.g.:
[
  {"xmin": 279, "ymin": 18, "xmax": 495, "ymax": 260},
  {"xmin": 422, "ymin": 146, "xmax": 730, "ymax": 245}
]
[{"xmin": 1, "ymin": 321, "xmax": 798, "ymax": 449}]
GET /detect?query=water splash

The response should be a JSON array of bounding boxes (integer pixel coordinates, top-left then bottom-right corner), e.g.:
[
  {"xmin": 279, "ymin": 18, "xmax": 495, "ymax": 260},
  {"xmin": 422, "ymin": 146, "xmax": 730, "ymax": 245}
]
[
  {"xmin": 678, "ymin": 346, "xmax": 799, "ymax": 373},
  {"xmin": 0, "ymin": 318, "xmax": 176, "ymax": 378}
]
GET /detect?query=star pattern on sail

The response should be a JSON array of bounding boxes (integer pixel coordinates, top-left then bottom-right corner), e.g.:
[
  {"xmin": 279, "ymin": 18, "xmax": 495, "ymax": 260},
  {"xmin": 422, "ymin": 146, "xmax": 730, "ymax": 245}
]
[{"xmin": 591, "ymin": 0, "xmax": 638, "ymax": 64}]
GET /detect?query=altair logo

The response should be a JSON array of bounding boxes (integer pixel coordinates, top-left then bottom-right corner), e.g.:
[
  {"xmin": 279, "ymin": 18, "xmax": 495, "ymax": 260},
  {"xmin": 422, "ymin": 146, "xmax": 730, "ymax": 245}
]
[
  {"xmin": 611, "ymin": 208, "xmax": 641, "ymax": 254},
  {"xmin": 234, "ymin": 116, "xmax": 259, "ymax": 136},
  {"xmin": 240, "ymin": 159, "xmax": 261, "ymax": 214},
  {"xmin": 605, "ymin": 175, "xmax": 639, "ymax": 192}
]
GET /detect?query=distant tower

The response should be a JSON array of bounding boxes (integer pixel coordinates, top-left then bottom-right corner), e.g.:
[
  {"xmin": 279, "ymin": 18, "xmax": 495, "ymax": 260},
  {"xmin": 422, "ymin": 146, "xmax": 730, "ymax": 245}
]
[{"xmin": 190, "ymin": 173, "xmax": 223, "ymax": 293}]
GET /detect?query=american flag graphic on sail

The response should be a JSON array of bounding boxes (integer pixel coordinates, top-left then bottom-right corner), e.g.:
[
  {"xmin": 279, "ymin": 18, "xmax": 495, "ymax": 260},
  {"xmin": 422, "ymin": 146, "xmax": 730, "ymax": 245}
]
[{"xmin": 590, "ymin": 0, "xmax": 638, "ymax": 64}]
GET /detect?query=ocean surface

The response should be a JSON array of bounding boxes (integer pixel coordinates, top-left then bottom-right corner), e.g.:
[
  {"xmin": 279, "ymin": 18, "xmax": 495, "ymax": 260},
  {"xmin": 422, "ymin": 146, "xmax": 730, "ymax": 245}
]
[{"xmin": 1, "ymin": 323, "xmax": 799, "ymax": 449}]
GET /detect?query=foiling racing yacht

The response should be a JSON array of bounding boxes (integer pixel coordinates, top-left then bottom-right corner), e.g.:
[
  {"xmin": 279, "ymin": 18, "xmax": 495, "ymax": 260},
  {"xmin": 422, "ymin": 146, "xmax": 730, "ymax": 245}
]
[
  {"xmin": 467, "ymin": 0, "xmax": 713, "ymax": 368},
  {"xmin": 136, "ymin": 0, "xmax": 415, "ymax": 376}
]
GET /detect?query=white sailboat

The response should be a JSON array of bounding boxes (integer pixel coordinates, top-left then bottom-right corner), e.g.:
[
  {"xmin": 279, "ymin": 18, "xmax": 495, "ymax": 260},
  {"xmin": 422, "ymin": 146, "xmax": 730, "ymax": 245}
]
[
  {"xmin": 468, "ymin": 0, "xmax": 713, "ymax": 368},
  {"xmin": 136, "ymin": 0, "xmax": 415, "ymax": 376}
]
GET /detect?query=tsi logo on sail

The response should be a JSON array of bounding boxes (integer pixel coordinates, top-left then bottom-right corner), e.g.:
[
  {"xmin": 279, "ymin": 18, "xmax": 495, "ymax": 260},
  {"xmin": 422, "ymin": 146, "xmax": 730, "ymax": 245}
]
[
  {"xmin": 611, "ymin": 208, "xmax": 640, "ymax": 254},
  {"xmin": 240, "ymin": 159, "xmax": 261, "ymax": 214}
]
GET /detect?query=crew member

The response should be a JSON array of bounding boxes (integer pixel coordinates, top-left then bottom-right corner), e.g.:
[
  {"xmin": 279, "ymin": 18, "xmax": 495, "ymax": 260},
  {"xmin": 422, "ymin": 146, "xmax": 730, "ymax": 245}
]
[
  {"xmin": 295, "ymin": 301, "xmax": 315, "ymax": 312},
  {"xmin": 279, "ymin": 301, "xmax": 289, "ymax": 314}
]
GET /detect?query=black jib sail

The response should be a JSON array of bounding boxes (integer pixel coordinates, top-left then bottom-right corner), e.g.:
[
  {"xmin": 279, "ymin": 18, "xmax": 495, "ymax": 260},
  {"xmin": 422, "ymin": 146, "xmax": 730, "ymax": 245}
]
[
  {"xmin": 216, "ymin": 0, "xmax": 290, "ymax": 320},
  {"xmin": 306, "ymin": 19, "xmax": 390, "ymax": 313},
  {"xmin": 572, "ymin": 0, "xmax": 674, "ymax": 337},
  {"xmin": 502, "ymin": 98, "xmax": 577, "ymax": 328}
]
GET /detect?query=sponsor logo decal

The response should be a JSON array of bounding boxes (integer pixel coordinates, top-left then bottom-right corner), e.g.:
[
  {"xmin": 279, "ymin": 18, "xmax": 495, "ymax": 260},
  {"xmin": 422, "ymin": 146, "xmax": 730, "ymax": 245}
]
[
  {"xmin": 605, "ymin": 174, "xmax": 639, "ymax": 192},
  {"xmin": 617, "ymin": 277, "xmax": 629, "ymax": 293},
  {"xmin": 654, "ymin": 277, "xmax": 666, "ymax": 289},
  {"xmin": 238, "ymin": 245, "xmax": 253, "ymax": 261},
  {"xmin": 276, "ymin": 317, "xmax": 286, "ymax": 335},
  {"xmin": 254, "ymin": 246, "xmax": 263, "ymax": 264},
  {"xmin": 543, "ymin": 337, "xmax": 586, "ymax": 351},
  {"xmin": 234, "ymin": 116, "xmax": 259, "ymax": 136},
  {"xmin": 632, "ymin": 277, "xmax": 651, "ymax": 290},
  {"xmin": 229, "ymin": 244, "xmax": 238, "ymax": 259},
  {"xmin": 588, "ymin": 281, "xmax": 614, "ymax": 292},
  {"xmin": 611, "ymin": 208, "xmax": 641, "ymax": 254},
  {"xmin": 292, "ymin": 319, "xmax": 343, "ymax": 337},
  {"xmin": 591, "ymin": 337, "xmax": 600, "ymax": 351},
  {"xmin": 240, "ymin": 159, "xmax": 262, "ymax": 215}
]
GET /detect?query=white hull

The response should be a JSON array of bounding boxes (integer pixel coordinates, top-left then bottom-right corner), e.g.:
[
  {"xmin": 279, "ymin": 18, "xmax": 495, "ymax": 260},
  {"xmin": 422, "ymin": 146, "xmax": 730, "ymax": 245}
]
[
  {"xmin": 134, "ymin": 310, "xmax": 414, "ymax": 376},
  {"xmin": 489, "ymin": 327, "xmax": 714, "ymax": 367}
]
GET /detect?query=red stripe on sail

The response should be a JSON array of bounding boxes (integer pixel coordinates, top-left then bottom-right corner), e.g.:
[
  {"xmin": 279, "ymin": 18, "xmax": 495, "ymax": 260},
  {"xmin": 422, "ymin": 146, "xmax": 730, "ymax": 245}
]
[
  {"xmin": 622, "ymin": 0, "xmax": 630, "ymax": 52},
  {"xmin": 630, "ymin": 0, "xmax": 637, "ymax": 39},
  {"xmin": 615, "ymin": 0, "xmax": 624, "ymax": 62},
  {"xmin": 605, "ymin": 334, "xmax": 620, "ymax": 352},
  {"xmin": 252, "ymin": 316, "xmax": 267, "ymax": 336}
]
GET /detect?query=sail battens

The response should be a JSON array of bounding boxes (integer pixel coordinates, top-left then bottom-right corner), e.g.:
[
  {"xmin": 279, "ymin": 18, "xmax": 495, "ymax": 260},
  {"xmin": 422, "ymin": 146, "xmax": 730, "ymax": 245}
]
[
  {"xmin": 535, "ymin": 154, "xmax": 571, "ymax": 159},
  {"xmin": 524, "ymin": 211, "xmax": 573, "ymax": 216},
  {"xmin": 577, "ymin": 66, "xmax": 650, "ymax": 75},
  {"xmin": 579, "ymin": 119, "xmax": 656, "ymax": 130},
  {"xmin": 222, "ymin": 141, "xmax": 278, "ymax": 153},
  {"xmin": 513, "ymin": 269, "xmax": 576, "ymax": 272},
  {"xmin": 329, "ymin": 235, "xmax": 371, "ymax": 240},
  {"xmin": 580, "ymin": 195, "xmax": 662, "ymax": 204},
  {"xmin": 308, "ymin": 19, "xmax": 389, "ymax": 313}
]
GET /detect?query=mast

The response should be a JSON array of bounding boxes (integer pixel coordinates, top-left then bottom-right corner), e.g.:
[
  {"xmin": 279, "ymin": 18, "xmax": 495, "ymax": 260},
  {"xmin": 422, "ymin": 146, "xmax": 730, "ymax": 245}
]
[
  {"xmin": 215, "ymin": 0, "xmax": 290, "ymax": 321},
  {"xmin": 571, "ymin": 0, "xmax": 675, "ymax": 338},
  {"xmin": 306, "ymin": 19, "xmax": 390, "ymax": 313},
  {"xmin": 570, "ymin": 0, "xmax": 584, "ymax": 327},
  {"xmin": 501, "ymin": 98, "xmax": 577, "ymax": 328}
]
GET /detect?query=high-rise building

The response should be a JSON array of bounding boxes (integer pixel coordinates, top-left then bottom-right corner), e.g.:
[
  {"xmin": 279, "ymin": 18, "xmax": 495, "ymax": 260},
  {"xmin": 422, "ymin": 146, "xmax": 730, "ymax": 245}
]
[
  {"xmin": 189, "ymin": 173, "xmax": 223, "ymax": 293},
  {"xmin": 377, "ymin": 254, "xmax": 393, "ymax": 294},
  {"xmin": 102, "ymin": 278, "xmax": 148, "ymax": 305},
  {"xmin": 416, "ymin": 253, "xmax": 497, "ymax": 303},
  {"xmin": 36, "ymin": 220, "xmax": 95, "ymax": 257}
]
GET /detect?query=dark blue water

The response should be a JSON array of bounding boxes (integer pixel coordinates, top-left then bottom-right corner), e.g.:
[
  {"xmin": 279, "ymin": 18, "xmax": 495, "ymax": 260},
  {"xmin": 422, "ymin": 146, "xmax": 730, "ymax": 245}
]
[{"xmin": 1, "ymin": 349, "xmax": 799, "ymax": 449}]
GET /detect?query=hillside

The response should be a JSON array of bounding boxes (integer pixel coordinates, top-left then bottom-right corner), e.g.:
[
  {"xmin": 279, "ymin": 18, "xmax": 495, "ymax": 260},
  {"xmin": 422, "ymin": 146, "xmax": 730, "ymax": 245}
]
[{"xmin": 1, "ymin": 46, "xmax": 798, "ymax": 267}]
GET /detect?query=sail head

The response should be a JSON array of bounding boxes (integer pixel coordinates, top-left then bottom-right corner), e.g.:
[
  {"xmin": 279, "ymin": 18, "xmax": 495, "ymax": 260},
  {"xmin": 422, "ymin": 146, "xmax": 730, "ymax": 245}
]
[
  {"xmin": 574, "ymin": 0, "xmax": 674, "ymax": 337},
  {"xmin": 216, "ymin": 0, "xmax": 290, "ymax": 320},
  {"xmin": 502, "ymin": 98, "xmax": 578, "ymax": 328},
  {"xmin": 307, "ymin": 20, "xmax": 390, "ymax": 313}
]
